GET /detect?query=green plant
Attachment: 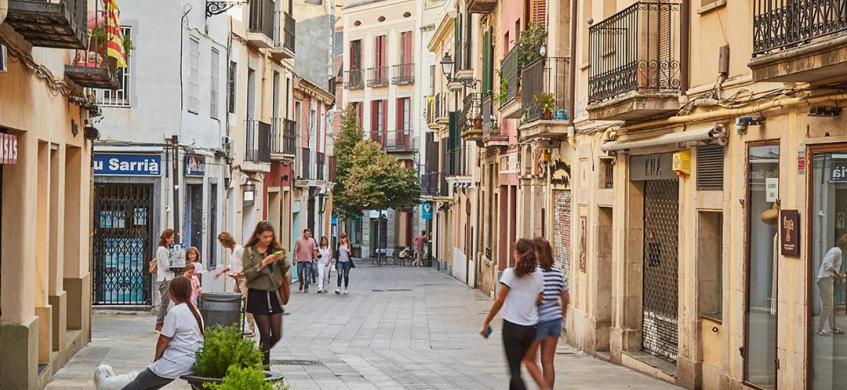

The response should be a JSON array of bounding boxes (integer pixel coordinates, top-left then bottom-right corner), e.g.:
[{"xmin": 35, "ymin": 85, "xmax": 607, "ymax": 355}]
[
  {"xmin": 499, "ymin": 75, "xmax": 509, "ymax": 104},
  {"xmin": 516, "ymin": 23, "xmax": 547, "ymax": 67},
  {"xmin": 206, "ymin": 366, "xmax": 272, "ymax": 390},
  {"xmin": 192, "ymin": 325, "xmax": 264, "ymax": 378},
  {"xmin": 535, "ymin": 93, "xmax": 556, "ymax": 113}
]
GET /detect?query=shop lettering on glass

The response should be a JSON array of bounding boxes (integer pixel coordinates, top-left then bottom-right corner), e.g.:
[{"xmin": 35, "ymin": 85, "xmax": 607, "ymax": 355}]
[
  {"xmin": 830, "ymin": 161, "xmax": 847, "ymax": 182},
  {"xmin": 0, "ymin": 132, "xmax": 18, "ymax": 164},
  {"xmin": 780, "ymin": 210, "xmax": 800, "ymax": 257}
]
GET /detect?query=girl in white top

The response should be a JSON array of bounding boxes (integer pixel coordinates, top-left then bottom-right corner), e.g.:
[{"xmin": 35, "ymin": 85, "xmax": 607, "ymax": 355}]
[
  {"xmin": 481, "ymin": 239, "xmax": 547, "ymax": 390},
  {"xmin": 316, "ymin": 236, "xmax": 333, "ymax": 293},
  {"xmin": 215, "ymin": 231, "xmax": 255, "ymax": 337},
  {"xmin": 121, "ymin": 275, "xmax": 204, "ymax": 390}
]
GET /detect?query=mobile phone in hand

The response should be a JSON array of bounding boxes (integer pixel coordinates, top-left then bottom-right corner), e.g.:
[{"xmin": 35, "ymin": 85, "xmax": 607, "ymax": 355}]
[{"xmin": 481, "ymin": 326, "xmax": 493, "ymax": 339}]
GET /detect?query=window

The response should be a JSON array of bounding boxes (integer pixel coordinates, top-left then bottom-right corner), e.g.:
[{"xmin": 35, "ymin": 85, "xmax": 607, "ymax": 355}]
[
  {"xmin": 188, "ymin": 37, "xmax": 200, "ymax": 114},
  {"xmin": 350, "ymin": 39, "xmax": 362, "ymax": 70},
  {"xmin": 396, "ymin": 97, "xmax": 410, "ymax": 130},
  {"xmin": 210, "ymin": 48, "xmax": 220, "ymax": 119},
  {"xmin": 375, "ymin": 35, "xmax": 386, "ymax": 67},
  {"xmin": 228, "ymin": 61, "xmax": 237, "ymax": 114},
  {"xmin": 400, "ymin": 31, "xmax": 412, "ymax": 64},
  {"xmin": 97, "ymin": 26, "xmax": 132, "ymax": 106},
  {"xmin": 371, "ymin": 100, "xmax": 385, "ymax": 134}
]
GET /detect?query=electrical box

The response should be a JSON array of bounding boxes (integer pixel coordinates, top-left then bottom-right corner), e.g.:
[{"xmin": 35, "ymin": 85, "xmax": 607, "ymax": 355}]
[
  {"xmin": 719, "ymin": 45, "xmax": 730, "ymax": 76},
  {"xmin": 673, "ymin": 150, "xmax": 692, "ymax": 176}
]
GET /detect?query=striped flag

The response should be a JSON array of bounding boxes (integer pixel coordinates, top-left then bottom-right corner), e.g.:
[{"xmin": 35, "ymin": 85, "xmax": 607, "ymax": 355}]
[{"xmin": 104, "ymin": 0, "xmax": 126, "ymax": 68}]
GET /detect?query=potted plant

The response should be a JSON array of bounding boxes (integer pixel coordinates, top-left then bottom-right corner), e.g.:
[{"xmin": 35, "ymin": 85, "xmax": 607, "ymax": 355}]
[
  {"xmin": 181, "ymin": 325, "xmax": 283, "ymax": 389},
  {"xmin": 206, "ymin": 366, "xmax": 290, "ymax": 390},
  {"xmin": 516, "ymin": 23, "xmax": 548, "ymax": 68},
  {"xmin": 535, "ymin": 93, "xmax": 556, "ymax": 120},
  {"xmin": 473, "ymin": 116, "xmax": 483, "ymax": 129},
  {"xmin": 499, "ymin": 75, "xmax": 510, "ymax": 105}
]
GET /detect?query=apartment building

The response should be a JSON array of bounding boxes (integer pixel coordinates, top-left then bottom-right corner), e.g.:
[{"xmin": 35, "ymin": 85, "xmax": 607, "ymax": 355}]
[
  {"xmin": 0, "ymin": 0, "xmax": 107, "ymax": 387},
  {"xmin": 342, "ymin": 0, "xmax": 420, "ymax": 256}
]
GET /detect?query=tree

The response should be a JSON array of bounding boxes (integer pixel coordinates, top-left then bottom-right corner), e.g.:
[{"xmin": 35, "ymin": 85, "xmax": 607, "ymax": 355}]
[{"xmin": 333, "ymin": 105, "xmax": 364, "ymax": 221}]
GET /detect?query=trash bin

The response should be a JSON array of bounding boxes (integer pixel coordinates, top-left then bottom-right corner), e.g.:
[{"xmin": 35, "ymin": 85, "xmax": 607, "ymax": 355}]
[{"xmin": 200, "ymin": 292, "xmax": 242, "ymax": 329}]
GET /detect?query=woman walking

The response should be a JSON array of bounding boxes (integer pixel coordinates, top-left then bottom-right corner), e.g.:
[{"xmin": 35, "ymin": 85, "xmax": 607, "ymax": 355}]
[
  {"xmin": 215, "ymin": 232, "xmax": 255, "ymax": 337},
  {"xmin": 524, "ymin": 237, "xmax": 568, "ymax": 390},
  {"xmin": 242, "ymin": 221, "xmax": 290, "ymax": 365},
  {"xmin": 334, "ymin": 233, "xmax": 353, "ymax": 295},
  {"xmin": 481, "ymin": 239, "xmax": 546, "ymax": 390},
  {"xmin": 121, "ymin": 276, "xmax": 204, "ymax": 389},
  {"xmin": 316, "ymin": 236, "xmax": 333, "ymax": 293},
  {"xmin": 154, "ymin": 229, "xmax": 176, "ymax": 333}
]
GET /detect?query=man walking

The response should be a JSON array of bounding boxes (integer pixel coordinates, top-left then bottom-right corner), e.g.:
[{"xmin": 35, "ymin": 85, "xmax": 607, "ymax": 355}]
[
  {"xmin": 413, "ymin": 230, "xmax": 428, "ymax": 267},
  {"xmin": 295, "ymin": 228, "xmax": 317, "ymax": 293}
]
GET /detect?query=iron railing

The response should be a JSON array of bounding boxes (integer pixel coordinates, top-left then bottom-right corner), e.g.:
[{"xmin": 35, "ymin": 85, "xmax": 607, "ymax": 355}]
[
  {"xmin": 522, "ymin": 57, "xmax": 571, "ymax": 123},
  {"xmin": 461, "ymin": 92, "xmax": 482, "ymax": 130},
  {"xmin": 345, "ymin": 69, "xmax": 364, "ymax": 89},
  {"xmin": 481, "ymin": 94, "xmax": 502, "ymax": 138},
  {"xmin": 421, "ymin": 172, "xmax": 442, "ymax": 196},
  {"xmin": 316, "ymin": 152, "xmax": 325, "ymax": 180},
  {"xmin": 283, "ymin": 12, "xmax": 296, "ymax": 53},
  {"xmin": 65, "ymin": 1, "xmax": 119, "ymax": 89},
  {"xmin": 245, "ymin": 120, "xmax": 271, "ymax": 162},
  {"xmin": 588, "ymin": 0, "xmax": 681, "ymax": 104},
  {"xmin": 392, "ymin": 64, "xmax": 414, "ymax": 85},
  {"xmin": 248, "ymin": 0, "xmax": 275, "ymax": 40},
  {"xmin": 370, "ymin": 130, "xmax": 414, "ymax": 152},
  {"xmin": 5, "ymin": 0, "xmax": 87, "ymax": 49},
  {"xmin": 301, "ymin": 148, "xmax": 311, "ymax": 179},
  {"xmin": 283, "ymin": 119, "xmax": 296, "ymax": 155},
  {"xmin": 753, "ymin": 0, "xmax": 847, "ymax": 55},
  {"xmin": 435, "ymin": 92, "xmax": 449, "ymax": 120},
  {"xmin": 499, "ymin": 45, "xmax": 520, "ymax": 106},
  {"xmin": 367, "ymin": 66, "xmax": 389, "ymax": 87},
  {"xmin": 426, "ymin": 95, "xmax": 436, "ymax": 126},
  {"xmin": 270, "ymin": 118, "xmax": 282, "ymax": 154}
]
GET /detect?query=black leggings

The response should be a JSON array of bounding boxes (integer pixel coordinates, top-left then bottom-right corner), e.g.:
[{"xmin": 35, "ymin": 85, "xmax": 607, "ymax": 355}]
[
  {"xmin": 502, "ymin": 319, "xmax": 536, "ymax": 390},
  {"xmin": 120, "ymin": 368, "xmax": 172, "ymax": 390},
  {"xmin": 337, "ymin": 261, "xmax": 351, "ymax": 288},
  {"xmin": 253, "ymin": 313, "xmax": 282, "ymax": 366}
]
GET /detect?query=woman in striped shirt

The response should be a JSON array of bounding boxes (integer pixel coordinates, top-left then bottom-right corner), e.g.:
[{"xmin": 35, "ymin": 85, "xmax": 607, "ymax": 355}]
[{"xmin": 525, "ymin": 237, "xmax": 569, "ymax": 389}]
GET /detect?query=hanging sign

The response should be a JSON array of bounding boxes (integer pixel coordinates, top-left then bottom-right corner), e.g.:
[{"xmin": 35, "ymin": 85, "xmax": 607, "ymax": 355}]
[
  {"xmin": 766, "ymin": 178, "xmax": 779, "ymax": 202},
  {"xmin": 780, "ymin": 210, "xmax": 800, "ymax": 257},
  {"xmin": 93, "ymin": 153, "xmax": 162, "ymax": 176},
  {"xmin": 0, "ymin": 133, "xmax": 18, "ymax": 164},
  {"xmin": 421, "ymin": 201, "xmax": 433, "ymax": 220}
]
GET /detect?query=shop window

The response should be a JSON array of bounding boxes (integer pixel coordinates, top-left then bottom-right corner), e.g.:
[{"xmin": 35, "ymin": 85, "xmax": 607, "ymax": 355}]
[
  {"xmin": 697, "ymin": 211, "xmax": 723, "ymax": 320},
  {"xmin": 810, "ymin": 151, "xmax": 847, "ymax": 390}
]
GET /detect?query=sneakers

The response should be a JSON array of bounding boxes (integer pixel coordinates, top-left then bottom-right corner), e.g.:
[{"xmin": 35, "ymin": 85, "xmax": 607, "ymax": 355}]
[
  {"xmin": 335, "ymin": 288, "xmax": 341, "ymax": 295},
  {"xmin": 304, "ymin": 288, "xmax": 309, "ymax": 293},
  {"xmin": 343, "ymin": 288, "xmax": 348, "ymax": 295}
]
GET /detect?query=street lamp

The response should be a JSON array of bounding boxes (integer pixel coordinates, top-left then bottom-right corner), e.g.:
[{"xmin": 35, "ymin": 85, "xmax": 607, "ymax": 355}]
[{"xmin": 440, "ymin": 52, "xmax": 454, "ymax": 81}]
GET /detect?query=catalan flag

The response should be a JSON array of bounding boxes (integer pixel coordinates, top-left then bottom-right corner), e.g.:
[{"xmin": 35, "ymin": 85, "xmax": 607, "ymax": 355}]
[{"xmin": 104, "ymin": 0, "xmax": 126, "ymax": 68}]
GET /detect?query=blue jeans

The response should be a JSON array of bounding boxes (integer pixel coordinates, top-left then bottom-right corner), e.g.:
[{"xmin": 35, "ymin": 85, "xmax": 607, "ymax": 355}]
[
  {"xmin": 297, "ymin": 261, "xmax": 312, "ymax": 289},
  {"xmin": 336, "ymin": 261, "xmax": 351, "ymax": 288}
]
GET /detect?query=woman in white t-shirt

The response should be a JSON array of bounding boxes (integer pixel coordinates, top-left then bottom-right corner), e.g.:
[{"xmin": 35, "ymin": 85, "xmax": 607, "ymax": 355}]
[
  {"xmin": 121, "ymin": 276, "xmax": 204, "ymax": 390},
  {"xmin": 481, "ymin": 239, "xmax": 546, "ymax": 390},
  {"xmin": 316, "ymin": 236, "xmax": 333, "ymax": 293},
  {"xmin": 215, "ymin": 231, "xmax": 256, "ymax": 337}
]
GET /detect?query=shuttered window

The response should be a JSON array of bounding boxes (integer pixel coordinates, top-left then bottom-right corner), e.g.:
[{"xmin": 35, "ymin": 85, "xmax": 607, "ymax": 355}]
[
  {"xmin": 375, "ymin": 35, "xmax": 386, "ymax": 67},
  {"xmin": 454, "ymin": 13, "xmax": 462, "ymax": 71},
  {"xmin": 400, "ymin": 31, "xmax": 412, "ymax": 64},
  {"xmin": 228, "ymin": 61, "xmax": 237, "ymax": 113},
  {"xmin": 464, "ymin": 12, "xmax": 473, "ymax": 69},
  {"xmin": 188, "ymin": 37, "xmax": 200, "ymax": 114},
  {"xmin": 482, "ymin": 28, "xmax": 493, "ymax": 95},
  {"xmin": 350, "ymin": 39, "xmax": 361, "ymax": 70},
  {"xmin": 531, "ymin": 0, "xmax": 546, "ymax": 25},
  {"xmin": 210, "ymin": 48, "xmax": 220, "ymax": 118},
  {"xmin": 697, "ymin": 145, "xmax": 725, "ymax": 191}
]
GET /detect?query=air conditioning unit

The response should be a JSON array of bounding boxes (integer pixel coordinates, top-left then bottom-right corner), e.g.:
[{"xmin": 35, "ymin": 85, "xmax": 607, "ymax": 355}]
[{"xmin": 0, "ymin": 44, "xmax": 7, "ymax": 73}]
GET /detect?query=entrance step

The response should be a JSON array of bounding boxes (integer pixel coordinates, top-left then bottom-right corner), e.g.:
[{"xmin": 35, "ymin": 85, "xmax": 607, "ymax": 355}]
[{"xmin": 622, "ymin": 351, "xmax": 677, "ymax": 384}]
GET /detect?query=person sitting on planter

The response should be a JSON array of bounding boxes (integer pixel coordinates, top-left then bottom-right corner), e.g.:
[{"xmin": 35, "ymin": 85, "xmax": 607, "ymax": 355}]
[{"xmin": 122, "ymin": 275, "xmax": 204, "ymax": 390}]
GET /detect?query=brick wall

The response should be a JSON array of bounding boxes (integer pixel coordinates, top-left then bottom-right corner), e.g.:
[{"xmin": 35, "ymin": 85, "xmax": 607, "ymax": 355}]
[{"xmin": 553, "ymin": 190, "xmax": 571, "ymax": 276}]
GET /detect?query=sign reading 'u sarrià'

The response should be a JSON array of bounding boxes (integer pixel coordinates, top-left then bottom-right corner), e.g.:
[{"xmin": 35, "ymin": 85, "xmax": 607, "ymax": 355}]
[{"xmin": 93, "ymin": 153, "xmax": 162, "ymax": 176}]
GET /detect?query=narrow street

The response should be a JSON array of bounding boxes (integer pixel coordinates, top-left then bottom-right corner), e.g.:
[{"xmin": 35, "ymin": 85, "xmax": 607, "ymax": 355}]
[{"xmin": 46, "ymin": 265, "xmax": 679, "ymax": 389}]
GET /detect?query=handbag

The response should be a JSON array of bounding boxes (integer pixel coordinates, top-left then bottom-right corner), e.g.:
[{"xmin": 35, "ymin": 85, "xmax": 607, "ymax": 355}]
[{"xmin": 148, "ymin": 259, "xmax": 158, "ymax": 274}]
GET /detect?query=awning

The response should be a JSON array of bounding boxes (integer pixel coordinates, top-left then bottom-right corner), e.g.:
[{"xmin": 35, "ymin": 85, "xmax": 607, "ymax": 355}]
[{"xmin": 600, "ymin": 125, "xmax": 726, "ymax": 153}]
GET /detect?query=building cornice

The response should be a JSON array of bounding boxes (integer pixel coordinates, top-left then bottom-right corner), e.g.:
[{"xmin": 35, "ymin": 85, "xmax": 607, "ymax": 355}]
[{"xmin": 427, "ymin": 12, "xmax": 456, "ymax": 52}]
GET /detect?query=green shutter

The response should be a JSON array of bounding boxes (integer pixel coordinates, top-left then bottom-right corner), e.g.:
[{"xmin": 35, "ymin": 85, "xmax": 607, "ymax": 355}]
[
  {"xmin": 449, "ymin": 111, "xmax": 460, "ymax": 149},
  {"xmin": 482, "ymin": 28, "xmax": 492, "ymax": 95},
  {"xmin": 455, "ymin": 13, "xmax": 462, "ymax": 70}
]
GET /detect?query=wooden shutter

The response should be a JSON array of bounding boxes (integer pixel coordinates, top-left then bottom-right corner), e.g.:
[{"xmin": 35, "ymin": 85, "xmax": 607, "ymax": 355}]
[
  {"xmin": 350, "ymin": 40, "xmax": 361, "ymax": 70},
  {"xmin": 401, "ymin": 31, "xmax": 412, "ymax": 64},
  {"xmin": 454, "ymin": 13, "xmax": 462, "ymax": 70},
  {"xmin": 371, "ymin": 101, "xmax": 379, "ymax": 133},
  {"xmin": 530, "ymin": 0, "xmax": 546, "ymax": 25},
  {"xmin": 375, "ymin": 35, "xmax": 386, "ymax": 67},
  {"xmin": 465, "ymin": 13, "xmax": 473, "ymax": 68},
  {"xmin": 381, "ymin": 100, "xmax": 387, "ymax": 132},
  {"xmin": 482, "ymin": 28, "xmax": 492, "ymax": 95},
  {"xmin": 396, "ymin": 98, "xmax": 404, "ymax": 132}
]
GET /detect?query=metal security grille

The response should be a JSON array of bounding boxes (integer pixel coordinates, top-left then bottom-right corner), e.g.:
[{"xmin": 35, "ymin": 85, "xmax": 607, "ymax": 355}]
[
  {"xmin": 553, "ymin": 190, "xmax": 572, "ymax": 275},
  {"xmin": 93, "ymin": 184, "xmax": 154, "ymax": 305},
  {"xmin": 642, "ymin": 179, "xmax": 679, "ymax": 362}
]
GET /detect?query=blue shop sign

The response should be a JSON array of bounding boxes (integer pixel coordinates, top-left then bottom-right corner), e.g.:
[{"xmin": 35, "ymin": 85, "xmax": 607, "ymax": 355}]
[
  {"xmin": 421, "ymin": 201, "xmax": 433, "ymax": 220},
  {"xmin": 94, "ymin": 153, "xmax": 162, "ymax": 176}
]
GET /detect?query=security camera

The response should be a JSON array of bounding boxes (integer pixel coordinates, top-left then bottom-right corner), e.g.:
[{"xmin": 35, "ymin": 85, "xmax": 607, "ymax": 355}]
[{"xmin": 735, "ymin": 117, "xmax": 748, "ymax": 134}]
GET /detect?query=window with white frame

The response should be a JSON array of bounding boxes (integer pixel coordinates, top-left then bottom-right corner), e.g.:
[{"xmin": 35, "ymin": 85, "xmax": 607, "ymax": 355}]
[
  {"xmin": 210, "ymin": 48, "xmax": 220, "ymax": 119},
  {"xmin": 96, "ymin": 26, "xmax": 132, "ymax": 107},
  {"xmin": 188, "ymin": 37, "xmax": 200, "ymax": 114}
]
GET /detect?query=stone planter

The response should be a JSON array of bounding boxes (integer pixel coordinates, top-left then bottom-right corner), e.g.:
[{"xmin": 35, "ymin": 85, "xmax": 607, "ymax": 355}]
[{"xmin": 181, "ymin": 371, "xmax": 284, "ymax": 389}]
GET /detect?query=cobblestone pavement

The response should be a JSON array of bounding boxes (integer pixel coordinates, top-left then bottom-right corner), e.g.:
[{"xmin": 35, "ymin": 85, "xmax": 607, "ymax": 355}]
[{"xmin": 47, "ymin": 265, "xmax": 680, "ymax": 389}]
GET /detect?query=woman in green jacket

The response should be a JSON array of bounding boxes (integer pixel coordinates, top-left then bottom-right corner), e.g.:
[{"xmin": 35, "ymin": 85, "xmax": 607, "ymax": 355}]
[{"xmin": 242, "ymin": 221, "xmax": 290, "ymax": 365}]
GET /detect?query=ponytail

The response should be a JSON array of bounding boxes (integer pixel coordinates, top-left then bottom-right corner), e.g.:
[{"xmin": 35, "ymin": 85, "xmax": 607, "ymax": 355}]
[
  {"xmin": 168, "ymin": 276, "xmax": 204, "ymax": 335},
  {"xmin": 187, "ymin": 302, "xmax": 204, "ymax": 335}
]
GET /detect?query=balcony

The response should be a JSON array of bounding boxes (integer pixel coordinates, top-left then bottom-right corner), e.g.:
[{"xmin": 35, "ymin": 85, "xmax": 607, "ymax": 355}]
[
  {"xmin": 6, "ymin": 0, "xmax": 87, "ymax": 49},
  {"xmin": 271, "ymin": 118, "xmax": 296, "ymax": 162},
  {"xmin": 467, "ymin": 0, "xmax": 497, "ymax": 14},
  {"xmin": 247, "ymin": 0, "xmax": 275, "ymax": 49},
  {"xmin": 270, "ymin": 11, "xmax": 295, "ymax": 60},
  {"xmin": 481, "ymin": 94, "xmax": 508, "ymax": 147},
  {"xmin": 426, "ymin": 96, "xmax": 438, "ymax": 129},
  {"xmin": 371, "ymin": 129, "xmax": 415, "ymax": 153},
  {"xmin": 435, "ymin": 92, "xmax": 449, "ymax": 126},
  {"xmin": 750, "ymin": 0, "xmax": 847, "ymax": 82},
  {"xmin": 421, "ymin": 172, "xmax": 444, "ymax": 197},
  {"xmin": 519, "ymin": 57, "xmax": 571, "ymax": 141},
  {"xmin": 367, "ymin": 66, "xmax": 388, "ymax": 87},
  {"xmin": 316, "ymin": 152, "xmax": 325, "ymax": 180},
  {"xmin": 64, "ymin": 5, "xmax": 119, "ymax": 89},
  {"xmin": 345, "ymin": 69, "xmax": 364, "ymax": 90},
  {"xmin": 245, "ymin": 120, "xmax": 272, "ymax": 167},
  {"xmin": 392, "ymin": 64, "xmax": 414, "ymax": 85},
  {"xmin": 498, "ymin": 45, "xmax": 521, "ymax": 118},
  {"xmin": 460, "ymin": 92, "xmax": 483, "ymax": 142},
  {"xmin": 587, "ymin": 1, "xmax": 681, "ymax": 122}
]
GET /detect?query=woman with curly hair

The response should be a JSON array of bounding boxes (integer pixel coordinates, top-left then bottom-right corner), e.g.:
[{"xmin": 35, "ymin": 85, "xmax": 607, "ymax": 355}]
[{"xmin": 481, "ymin": 239, "xmax": 546, "ymax": 390}]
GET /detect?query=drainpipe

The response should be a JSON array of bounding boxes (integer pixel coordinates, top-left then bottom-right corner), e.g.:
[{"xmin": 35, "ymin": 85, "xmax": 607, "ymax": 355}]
[
  {"xmin": 680, "ymin": 0, "xmax": 690, "ymax": 93},
  {"xmin": 567, "ymin": 0, "xmax": 577, "ymax": 148},
  {"xmin": 0, "ymin": 0, "xmax": 8, "ymax": 25}
]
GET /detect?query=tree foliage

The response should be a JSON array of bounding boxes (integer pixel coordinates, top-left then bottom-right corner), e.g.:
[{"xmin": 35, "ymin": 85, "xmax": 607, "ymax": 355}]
[
  {"xmin": 333, "ymin": 105, "xmax": 364, "ymax": 220},
  {"xmin": 344, "ymin": 141, "xmax": 421, "ymax": 213}
]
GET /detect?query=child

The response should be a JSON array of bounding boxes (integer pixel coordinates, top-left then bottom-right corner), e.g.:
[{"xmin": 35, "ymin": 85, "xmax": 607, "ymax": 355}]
[
  {"xmin": 185, "ymin": 247, "xmax": 203, "ymax": 304},
  {"xmin": 187, "ymin": 246, "xmax": 203, "ymax": 284}
]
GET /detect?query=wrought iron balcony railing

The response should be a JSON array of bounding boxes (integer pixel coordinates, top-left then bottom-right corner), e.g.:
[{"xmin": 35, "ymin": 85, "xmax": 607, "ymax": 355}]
[
  {"xmin": 245, "ymin": 120, "xmax": 272, "ymax": 163},
  {"xmin": 481, "ymin": 94, "xmax": 498, "ymax": 138},
  {"xmin": 753, "ymin": 0, "xmax": 847, "ymax": 56},
  {"xmin": 521, "ymin": 57, "xmax": 571, "ymax": 123},
  {"xmin": 248, "ymin": 0, "xmax": 275, "ymax": 40},
  {"xmin": 271, "ymin": 118, "xmax": 296, "ymax": 155},
  {"xmin": 588, "ymin": 0, "xmax": 681, "ymax": 104},
  {"xmin": 370, "ymin": 130, "xmax": 414, "ymax": 152},
  {"xmin": 434, "ymin": 92, "xmax": 449, "ymax": 121},
  {"xmin": 461, "ymin": 92, "xmax": 482, "ymax": 131},
  {"xmin": 283, "ymin": 12, "xmax": 296, "ymax": 53},
  {"xmin": 6, "ymin": 0, "xmax": 87, "ymax": 49},
  {"xmin": 345, "ymin": 69, "xmax": 364, "ymax": 89},
  {"xmin": 65, "ymin": 2, "xmax": 120, "ymax": 89},
  {"xmin": 392, "ymin": 64, "xmax": 414, "ymax": 85},
  {"xmin": 367, "ymin": 66, "xmax": 389, "ymax": 87},
  {"xmin": 499, "ymin": 45, "xmax": 520, "ymax": 107}
]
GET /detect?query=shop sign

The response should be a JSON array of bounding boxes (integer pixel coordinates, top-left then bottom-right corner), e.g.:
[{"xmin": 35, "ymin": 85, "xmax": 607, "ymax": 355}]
[
  {"xmin": 780, "ymin": 210, "xmax": 800, "ymax": 257},
  {"xmin": 421, "ymin": 201, "xmax": 433, "ymax": 220},
  {"xmin": 798, "ymin": 144, "xmax": 806, "ymax": 176},
  {"xmin": 766, "ymin": 178, "xmax": 779, "ymax": 202},
  {"xmin": 0, "ymin": 133, "xmax": 18, "ymax": 164},
  {"xmin": 630, "ymin": 153, "xmax": 676, "ymax": 181},
  {"xmin": 830, "ymin": 162, "xmax": 847, "ymax": 182},
  {"xmin": 93, "ymin": 153, "xmax": 161, "ymax": 176},
  {"xmin": 185, "ymin": 154, "xmax": 205, "ymax": 177},
  {"xmin": 550, "ymin": 159, "xmax": 571, "ymax": 190}
]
